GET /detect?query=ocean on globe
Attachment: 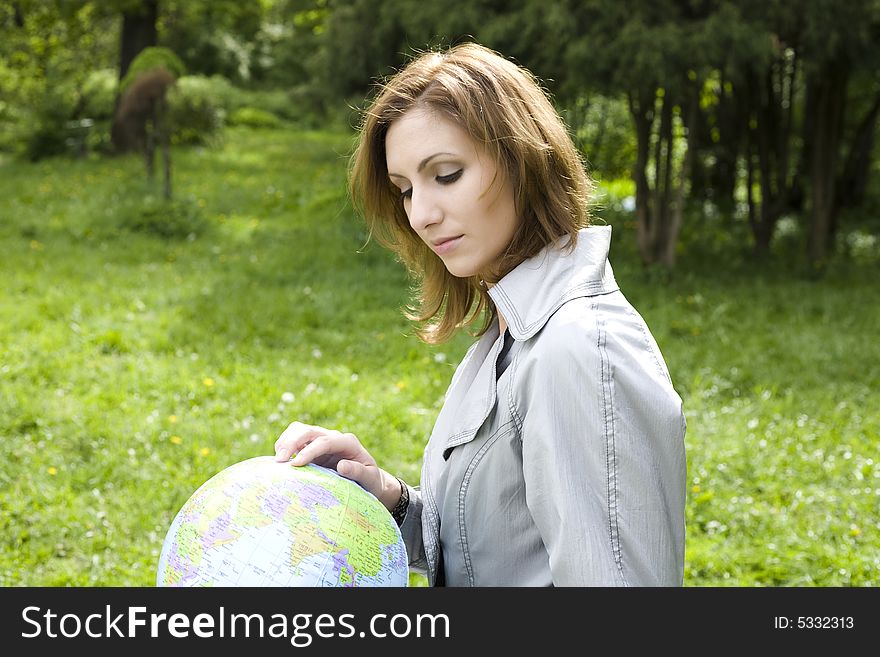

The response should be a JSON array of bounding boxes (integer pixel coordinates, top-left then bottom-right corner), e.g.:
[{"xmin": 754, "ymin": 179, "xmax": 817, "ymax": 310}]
[{"xmin": 156, "ymin": 456, "xmax": 408, "ymax": 587}]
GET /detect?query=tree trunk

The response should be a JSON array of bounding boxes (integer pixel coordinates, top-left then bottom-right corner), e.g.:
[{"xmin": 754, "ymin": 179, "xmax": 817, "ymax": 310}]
[
  {"xmin": 145, "ymin": 122, "xmax": 155, "ymax": 184},
  {"xmin": 162, "ymin": 137, "xmax": 172, "ymax": 200},
  {"xmin": 807, "ymin": 62, "xmax": 848, "ymax": 269},
  {"xmin": 712, "ymin": 71, "xmax": 743, "ymax": 214},
  {"xmin": 660, "ymin": 87, "xmax": 698, "ymax": 268},
  {"xmin": 119, "ymin": 0, "xmax": 159, "ymax": 82},
  {"xmin": 144, "ymin": 104, "xmax": 158, "ymax": 184},
  {"xmin": 836, "ymin": 90, "xmax": 880, "ymax": 211},
  {"xmin": 628, "ymin": 88, "xmax": 655, "ymax": 265},
  {"xmin": 160, "ymin": 100, "xmax": 172, "ymax": 200},
  {"xmin": 112, "ymin": 0, "xmax": 159, "ymax": 152},
  {"xmin": 652, "ymin": 92, "xmax": 672, "ymax": 262},
  {"xmin": 743, "ymin": 58, "xmax": 797, "ymax": 258}
]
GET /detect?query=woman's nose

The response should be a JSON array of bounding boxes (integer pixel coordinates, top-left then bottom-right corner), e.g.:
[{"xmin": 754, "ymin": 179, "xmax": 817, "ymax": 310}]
[{"xmin": 407, "ymin": 187, "xmax": 441, "ymax": 232}]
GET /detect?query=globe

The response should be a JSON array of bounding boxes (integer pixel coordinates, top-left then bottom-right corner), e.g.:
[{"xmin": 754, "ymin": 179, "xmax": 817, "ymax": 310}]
[{"xmin": 156, "ymin": 456, "xmax": 409, "ymax": 586}]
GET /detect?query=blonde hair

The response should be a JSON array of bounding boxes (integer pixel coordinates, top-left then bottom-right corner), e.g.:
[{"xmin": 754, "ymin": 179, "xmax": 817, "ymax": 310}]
[{"xmin": 349, "ymin": 42, "xmax": 592, "ymax": 344}]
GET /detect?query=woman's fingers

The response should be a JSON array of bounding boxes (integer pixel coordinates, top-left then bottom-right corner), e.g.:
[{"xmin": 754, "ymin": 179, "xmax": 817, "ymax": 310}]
[
  {"xmin": 335, "ymin": 459, "xmax": 389, "ymax": 503},
  {"xmin": 274, "ymin": 422, "xmax": 329, "ymax": 462},
  {"xmin": 274, "ymin": 424, "xmax": 374, "ymax": 471},
  {"xmin": 289, "ymin": 433, "xmax": 335, "ymax": 466},
  {"xmin": 272, "ymin": 424, "xmax": 391, "ymax": 504},
  {"xmin": 289, "ymin": 432, "xmax": 366, "ymax": 467}
]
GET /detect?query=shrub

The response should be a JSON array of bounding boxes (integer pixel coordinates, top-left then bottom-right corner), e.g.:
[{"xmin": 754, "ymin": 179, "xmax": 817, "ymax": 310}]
[
  {"xmin": 120, "ymin": 47, "xmax": 186, "ymax": 94},
  {"xmin": 80, "ymin": 69, "xmax": 118, "ymax": 121},
  {"xmin": 178, "ymin": 74, "xmax": 240, "ymax": 114},
  {"xmin": 167, "ymin": 76, "xmax": 227, "ymax": 146},
  {"xmin": 228, "ymin": 107, "xmax": 282, "ymax": 128},
  {"xmin": 233, "ymin": 88, "xmax": 298, "ymax": 122},
  {"xmin": 119, "ymin": 194, "xmax": 208, "ymax": 239},
  {"xmin": 22, "ymin": 86, "xmax": 80, "ymax": 161},
  {"xmin": 839, "ymin": 229, "xmax": 880, "ymax": 265}
]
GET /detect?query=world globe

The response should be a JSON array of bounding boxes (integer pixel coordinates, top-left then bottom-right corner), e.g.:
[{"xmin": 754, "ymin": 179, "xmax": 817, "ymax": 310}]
[{"xmin": 156, "ymin": 456, "xmax": 409, "ymax": 586}]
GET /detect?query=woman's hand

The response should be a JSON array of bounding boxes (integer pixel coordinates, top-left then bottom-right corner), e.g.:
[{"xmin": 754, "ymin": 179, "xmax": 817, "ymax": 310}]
[{"xmin": 274, "ymin": 421, "xmax": 402, "ymax": 511}]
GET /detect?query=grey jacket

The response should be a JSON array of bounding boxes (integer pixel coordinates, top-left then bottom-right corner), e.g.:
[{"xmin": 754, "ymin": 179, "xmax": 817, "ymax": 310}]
[{"xmin": 399, "ymin": 226, "xmax": 687, "ymax": 586}]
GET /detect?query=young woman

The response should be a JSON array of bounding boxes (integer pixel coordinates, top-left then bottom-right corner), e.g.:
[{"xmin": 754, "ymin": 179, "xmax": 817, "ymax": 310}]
[{"xmin": 274, "ymin": 43, "xmax": 686, "ymax": 586}]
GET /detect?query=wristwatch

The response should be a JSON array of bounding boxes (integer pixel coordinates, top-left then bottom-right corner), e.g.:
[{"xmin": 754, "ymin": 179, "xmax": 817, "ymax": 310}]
[{"xmin": 390, "ymin": 477, "xmax": 409, "ymax": 526}]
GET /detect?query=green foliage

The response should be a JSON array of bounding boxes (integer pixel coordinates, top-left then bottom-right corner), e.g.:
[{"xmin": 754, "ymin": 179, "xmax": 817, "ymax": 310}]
[
  {"xmin": 233, "ymin": 88, "xmax": 301, "ymax": 123},
  {"xmin": 159, "ymin": 0, "xmax": 266, "ymax": 83},
  {"xmin": 166, "ymin": 75, "xmax": 227, "ymax": 145},
  {"xmin": 565, "ymin": 94, "xmax": 636, "ymax": 180},
  {"xmin": 120, "ymin": 46, "xmax": 186, "ymax": 93},
  {"xmin": 21, "ymin": 85, "xmax": 81, "ymax": 161},
  {"xmin": 20, "ymin": 68, "xmax": 117, "ymax": 161},
  {"xmin": 118, "ymin": 194, "xmax": 209, "ymax": 240},
  {"xmin": 0, "ymin": 2, "xmax": 117, "ymax": 158},
  {"xmin": 228, "ymin": 107, "xmax": 283, "ymax": 129},
  {"xmin": 80, "ymin": 68, "xmax": 119, "ymax": 120},
  {"xmin": 838, "ymin": 229, "xmax": 880, "ymax": 265}
]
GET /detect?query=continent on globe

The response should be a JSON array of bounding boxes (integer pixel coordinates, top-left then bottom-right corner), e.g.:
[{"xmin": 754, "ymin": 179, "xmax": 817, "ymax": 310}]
[{"xmin": 156, "ymin": 456, "xmax": 409, "ymax": 587}]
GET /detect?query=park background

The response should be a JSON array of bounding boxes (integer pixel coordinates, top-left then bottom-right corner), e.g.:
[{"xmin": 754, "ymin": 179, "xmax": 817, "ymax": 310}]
[{"xmin": 1, "ymin": 0, "xmax": 878, "ymax": 587}]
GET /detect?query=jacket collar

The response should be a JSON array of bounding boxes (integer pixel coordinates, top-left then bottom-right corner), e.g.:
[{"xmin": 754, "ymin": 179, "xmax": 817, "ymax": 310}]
[{"xmin": 488, "ymin": 225, "xmax": 618, "ymax": 340}]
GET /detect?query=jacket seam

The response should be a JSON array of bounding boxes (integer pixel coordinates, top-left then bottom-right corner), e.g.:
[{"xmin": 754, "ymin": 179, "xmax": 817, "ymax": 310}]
[
  {"xmin": 420, "ymin": 449, "xmax": 440, "ymax": 585},
  {"xmin": 458, "ymin": 420, "xmax": 517, "ymax": 586},
  {"xmin": 507, "ymin": 345, "xmax": 524, "ymax": 435},
  {"xmin": 623, "ymin": 302, "xmax": 671, "ymax": 383},
  {"xmin": 596, "ymin": 302, "xmax": 629, "ymax": 585}
]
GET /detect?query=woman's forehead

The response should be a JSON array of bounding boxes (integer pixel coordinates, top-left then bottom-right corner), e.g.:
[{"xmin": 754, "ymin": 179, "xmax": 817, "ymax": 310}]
[{"xmin": 385, "ymin": 109, "xmax": 480, "ymax": 172}]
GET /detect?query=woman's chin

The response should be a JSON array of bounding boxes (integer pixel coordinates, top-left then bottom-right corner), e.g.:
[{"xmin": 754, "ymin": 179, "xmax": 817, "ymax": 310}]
[{"xmin": 443, "ymin": 263, "xmax": 478, "ymax": 279}]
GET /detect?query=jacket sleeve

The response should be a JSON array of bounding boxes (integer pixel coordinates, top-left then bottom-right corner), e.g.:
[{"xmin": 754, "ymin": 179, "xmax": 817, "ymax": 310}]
[
  {"xmin": 398, "ymin": 483, "xmax": 428, "ymax": 575},
  {"xmin": 514, "ymin": 295, "xmax": 686, "ymax": 586}
]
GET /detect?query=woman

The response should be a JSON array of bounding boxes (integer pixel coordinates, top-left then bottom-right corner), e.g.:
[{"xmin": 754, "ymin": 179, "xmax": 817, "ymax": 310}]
[{"xmin": 274, "ymin": 43, "xmax": 686, "ymax": 586}]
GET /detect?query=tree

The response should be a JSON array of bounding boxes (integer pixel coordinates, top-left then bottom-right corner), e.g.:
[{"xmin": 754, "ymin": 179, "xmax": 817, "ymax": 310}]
[
  {"xmin": 0, "ymin": 1, "xmax": 118, "ymax": 158},
  {"xmin": 111, "ymin": 0, "xmax": 158, "ymax": 151},
  {"xmin": 552, "ymin": 0, "xmax": 714, "ymax": 268},
  {"xmin": 797, "ymin": 0, "xmax": 880, "ymax": 270},
  {"xmin": 116, "ymin": 47, "xmax": 183, "ymax": 199}
]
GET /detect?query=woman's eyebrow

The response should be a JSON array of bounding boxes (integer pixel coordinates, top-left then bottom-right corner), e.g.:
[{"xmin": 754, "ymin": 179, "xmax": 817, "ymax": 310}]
[
  {"xmin": 417, "ymin": 152, "xmax": 455, "ymax": 171},
  {"xmin": 389, "ymin": 152, "xmax": 456, "ymax": 179}
]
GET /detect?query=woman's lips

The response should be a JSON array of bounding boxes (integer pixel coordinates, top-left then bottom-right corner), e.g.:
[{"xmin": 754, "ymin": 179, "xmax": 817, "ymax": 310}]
[{"xmin": 431, "ymin": 235, "xmax": 463, "ymax": 255}]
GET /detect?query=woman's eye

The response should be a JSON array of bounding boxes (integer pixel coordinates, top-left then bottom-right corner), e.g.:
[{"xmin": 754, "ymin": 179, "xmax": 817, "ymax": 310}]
[
  {"xmin": 437, "ymin": 169, "xmax": 463, "ymax": 185},
  {"xmin": 399, "ymin": 188, "xmax": 413, "ymax": 201}
]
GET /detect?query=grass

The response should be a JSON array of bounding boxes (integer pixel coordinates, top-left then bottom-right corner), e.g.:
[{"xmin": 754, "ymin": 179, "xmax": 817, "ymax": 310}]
[{"xmin": 1, "ymin": 126, "xmax": 877, "ymax": 586}]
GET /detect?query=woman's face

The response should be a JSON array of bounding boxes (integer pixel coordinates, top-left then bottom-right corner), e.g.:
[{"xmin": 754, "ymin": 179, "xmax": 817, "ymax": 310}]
[{"xmin": 385, "ymin": 107, "xmax": 519, "ymax": 279}]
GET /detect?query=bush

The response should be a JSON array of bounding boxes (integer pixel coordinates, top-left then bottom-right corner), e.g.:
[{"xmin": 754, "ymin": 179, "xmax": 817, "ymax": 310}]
[
  {"xmin": 838, "ymin": 229, "xmax": 880, "ymax": 265},
  {"xmin": 22, "ymin": 86, "xmax": 80, "ymax": 161},
  {"xmin": 80, "ymin": 69, "xmax": 118, "ymax": 121},
  {"xmin": 120, "ymin": 47, "xmax": 186, "ymax": 94},
  {"xmin": 167, "ymin": 76, "xmax": 227, "ymax": 146},
  {"xmin": 233, "ymin": 88, "xmax": 299, "ymax": 122},
  {"xmin": 180, "ymin": 74, "xmax": 240, "ymax": 113},
  {"xmin": 118, "ymin": 194, "xmax": 208, "ymax": 240},
  {"xmin": 228, "ymin": 107, "xmax": 282, "ymax": 128}
]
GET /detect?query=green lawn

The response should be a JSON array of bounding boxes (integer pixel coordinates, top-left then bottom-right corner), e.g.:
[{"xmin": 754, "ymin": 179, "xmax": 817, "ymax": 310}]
[{"xmin": 1, "ymin": 126, "xmax": 877, "ymax": 586}]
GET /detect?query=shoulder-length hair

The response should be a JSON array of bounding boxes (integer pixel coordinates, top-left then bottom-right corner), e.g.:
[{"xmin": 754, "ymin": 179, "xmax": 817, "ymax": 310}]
[{"xmin": 349, "ymin": 42, "xmax": 593, "ymax": 344}]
